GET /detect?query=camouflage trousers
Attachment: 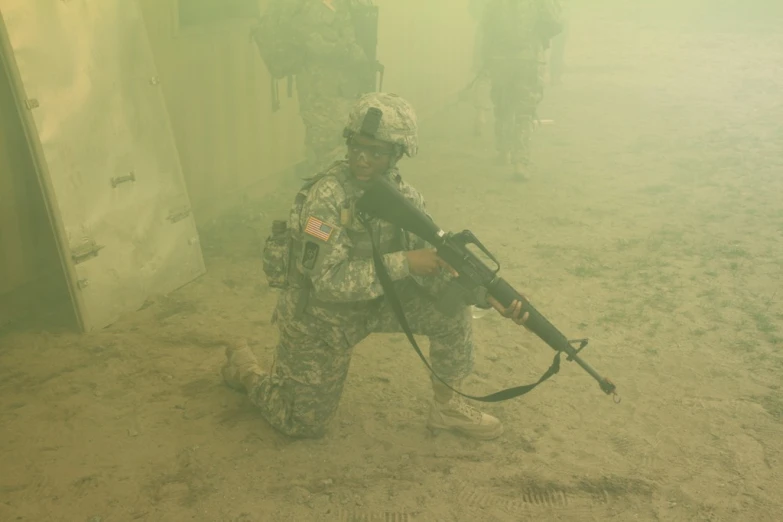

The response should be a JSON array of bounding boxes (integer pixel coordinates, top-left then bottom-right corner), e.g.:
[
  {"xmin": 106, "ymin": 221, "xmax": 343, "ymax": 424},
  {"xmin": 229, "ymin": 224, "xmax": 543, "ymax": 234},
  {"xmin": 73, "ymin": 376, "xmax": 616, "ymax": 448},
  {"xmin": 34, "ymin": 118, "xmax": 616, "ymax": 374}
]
[
  {"xmin": 248, "ymin": 280, "xmax": 474, "ymax": 438},
  {"xmin": 489, "ymin": 62, "xmax": 544, "ymax": 165},
  {"xmin": 299, "ymin": 94, "xmax": 354, "ymax": 173},
  {"xmin": 296, "ymin": 69, "xmax": 357, "ymax": 173}
]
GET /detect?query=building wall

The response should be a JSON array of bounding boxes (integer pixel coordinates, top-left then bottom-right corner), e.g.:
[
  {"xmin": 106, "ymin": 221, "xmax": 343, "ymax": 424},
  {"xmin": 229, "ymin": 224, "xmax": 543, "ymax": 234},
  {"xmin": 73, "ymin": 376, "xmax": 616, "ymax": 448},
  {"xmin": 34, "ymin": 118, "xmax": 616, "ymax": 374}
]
[
  {"xmin": 0, "ymin": 0, "xmax": 477, "ymax": 299},
  {"xmin": 0, "ymin": 49, "xmax": 71, "ymax": 330},
  {"xmin": 0, "ymin": 50, "xmax": 62, "ymax": 299},
  {"xmin": 137, "ymin": 0, "xmax": 306, "ymax": 226}
]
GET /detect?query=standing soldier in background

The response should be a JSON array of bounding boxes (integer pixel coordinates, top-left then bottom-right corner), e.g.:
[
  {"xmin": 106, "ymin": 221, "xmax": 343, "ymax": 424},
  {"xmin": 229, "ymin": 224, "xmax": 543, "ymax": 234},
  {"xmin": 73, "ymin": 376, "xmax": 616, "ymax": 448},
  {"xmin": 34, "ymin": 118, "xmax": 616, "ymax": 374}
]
[
  {"xmin": 296, "ymin": 0, "xmax": 383, "ymax": 173},
  {"xmin": 482, "ymin": 0, "xmax": 563, "ymax": 180},
  {"xmin": 253, "ymin": 0, "xmax": 383, "ymax": 174}
]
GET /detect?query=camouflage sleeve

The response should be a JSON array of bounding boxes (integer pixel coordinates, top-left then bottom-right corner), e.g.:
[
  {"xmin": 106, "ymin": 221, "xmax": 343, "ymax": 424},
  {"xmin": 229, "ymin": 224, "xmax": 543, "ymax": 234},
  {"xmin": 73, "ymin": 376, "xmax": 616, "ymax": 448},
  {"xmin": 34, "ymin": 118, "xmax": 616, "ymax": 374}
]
[
  {"xmin": 298, "ymin": 177, "xmax": 410, "ymax": 302},
  {"xmin": 301, "ymin": 2, "xmax": 367, "ymax": 65}
]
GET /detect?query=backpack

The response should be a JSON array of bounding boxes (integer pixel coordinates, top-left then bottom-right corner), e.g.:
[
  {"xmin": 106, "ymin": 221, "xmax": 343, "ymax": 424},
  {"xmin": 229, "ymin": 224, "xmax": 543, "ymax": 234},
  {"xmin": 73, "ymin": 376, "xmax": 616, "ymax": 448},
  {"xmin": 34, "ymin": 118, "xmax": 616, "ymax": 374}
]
[{"xmin": 252, "ymin": 0, "xmax": 308, "ymax": 80}]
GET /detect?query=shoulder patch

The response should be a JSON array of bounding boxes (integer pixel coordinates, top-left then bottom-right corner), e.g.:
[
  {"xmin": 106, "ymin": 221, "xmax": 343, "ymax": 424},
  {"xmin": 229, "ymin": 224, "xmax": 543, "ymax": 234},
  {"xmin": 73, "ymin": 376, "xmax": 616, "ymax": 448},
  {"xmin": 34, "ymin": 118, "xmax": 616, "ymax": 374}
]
[
  {"xmin": 304, "ymin": 216, "xmax": 335, "ymax": 242},
  {"xmin": 302, "ymin": 241, "xmax": 320, "ymax": 270}
]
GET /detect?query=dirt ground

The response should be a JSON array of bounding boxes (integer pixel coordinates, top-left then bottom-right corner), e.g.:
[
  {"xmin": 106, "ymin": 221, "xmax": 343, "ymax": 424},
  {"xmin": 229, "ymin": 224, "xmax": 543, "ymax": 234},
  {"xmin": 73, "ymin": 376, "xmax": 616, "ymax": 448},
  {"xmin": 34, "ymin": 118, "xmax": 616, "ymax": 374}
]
[{"xmin": 2, "ymin": 3, "xmax": 782, "ymax": 521}]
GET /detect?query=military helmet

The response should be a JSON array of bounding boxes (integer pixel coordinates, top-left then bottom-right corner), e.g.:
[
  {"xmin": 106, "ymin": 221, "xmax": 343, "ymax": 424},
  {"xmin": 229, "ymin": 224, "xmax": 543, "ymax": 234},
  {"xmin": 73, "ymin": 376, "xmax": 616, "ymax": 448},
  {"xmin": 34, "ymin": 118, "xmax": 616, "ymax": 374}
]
[{"xmin": 343, "ymin": 92, "xmax": 419, "ymax": 158}]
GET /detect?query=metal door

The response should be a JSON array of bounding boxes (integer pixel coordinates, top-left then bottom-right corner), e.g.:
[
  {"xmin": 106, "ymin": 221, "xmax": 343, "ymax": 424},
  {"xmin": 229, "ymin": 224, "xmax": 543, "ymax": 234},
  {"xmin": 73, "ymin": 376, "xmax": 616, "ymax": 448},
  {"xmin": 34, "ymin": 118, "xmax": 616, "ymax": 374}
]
[{"xmin": 0, "ymin": 1, "xmax": 206, "ymax": 331}]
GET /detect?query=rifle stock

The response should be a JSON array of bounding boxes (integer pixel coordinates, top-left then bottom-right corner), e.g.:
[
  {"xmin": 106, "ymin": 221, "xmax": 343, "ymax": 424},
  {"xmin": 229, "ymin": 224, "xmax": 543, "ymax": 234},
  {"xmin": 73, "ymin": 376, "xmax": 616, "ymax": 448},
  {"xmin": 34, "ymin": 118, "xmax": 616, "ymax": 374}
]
[{"xmin": 356, "ymin": 177, "xmax": 617, "ymax": 397}]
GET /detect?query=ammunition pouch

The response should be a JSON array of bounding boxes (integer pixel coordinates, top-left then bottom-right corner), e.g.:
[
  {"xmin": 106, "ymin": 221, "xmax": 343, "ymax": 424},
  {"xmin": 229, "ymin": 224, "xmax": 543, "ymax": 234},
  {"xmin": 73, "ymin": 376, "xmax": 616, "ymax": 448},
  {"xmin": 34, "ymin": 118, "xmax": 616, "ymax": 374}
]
[{"xmin": 262, "ymin": 220, "xmax": 292, "ymax": 289}]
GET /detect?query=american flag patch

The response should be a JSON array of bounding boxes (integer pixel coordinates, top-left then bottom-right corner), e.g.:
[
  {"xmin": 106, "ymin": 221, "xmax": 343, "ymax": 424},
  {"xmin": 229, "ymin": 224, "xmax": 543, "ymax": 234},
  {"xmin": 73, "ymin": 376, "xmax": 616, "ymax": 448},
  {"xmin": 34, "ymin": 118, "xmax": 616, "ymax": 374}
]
[{"xmin": 304, "ymin": 216, "xmax": 334, "ymax": 241}]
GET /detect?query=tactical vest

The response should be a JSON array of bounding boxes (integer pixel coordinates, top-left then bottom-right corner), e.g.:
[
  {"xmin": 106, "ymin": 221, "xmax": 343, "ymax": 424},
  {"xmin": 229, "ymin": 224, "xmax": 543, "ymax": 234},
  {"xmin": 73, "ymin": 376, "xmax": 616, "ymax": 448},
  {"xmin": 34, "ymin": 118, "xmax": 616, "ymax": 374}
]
[{"xmin": 261, "ymin": 161, "xmax": 403, "ymax": 295}]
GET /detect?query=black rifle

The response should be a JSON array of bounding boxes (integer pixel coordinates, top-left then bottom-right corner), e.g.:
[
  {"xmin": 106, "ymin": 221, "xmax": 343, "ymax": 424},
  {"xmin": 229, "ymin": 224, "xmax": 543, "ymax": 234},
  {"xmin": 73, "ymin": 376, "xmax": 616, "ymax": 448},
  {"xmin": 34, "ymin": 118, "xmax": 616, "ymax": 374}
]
[
  {"xmin": 351, "ymin": 4, "xmax": 385, "ymax": 92},
  {"xmin": 357, "ymin": 177, "xmax": 618, "ymax": 400}
]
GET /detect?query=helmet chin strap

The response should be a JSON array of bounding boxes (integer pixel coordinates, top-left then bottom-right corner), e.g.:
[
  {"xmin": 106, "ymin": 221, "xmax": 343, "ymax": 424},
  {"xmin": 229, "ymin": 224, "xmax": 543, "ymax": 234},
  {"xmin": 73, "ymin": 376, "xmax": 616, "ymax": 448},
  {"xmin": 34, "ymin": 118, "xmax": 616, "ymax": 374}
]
[{"xmin": 388, "ymin": 148, "xmax": 404, "ymax": 169}]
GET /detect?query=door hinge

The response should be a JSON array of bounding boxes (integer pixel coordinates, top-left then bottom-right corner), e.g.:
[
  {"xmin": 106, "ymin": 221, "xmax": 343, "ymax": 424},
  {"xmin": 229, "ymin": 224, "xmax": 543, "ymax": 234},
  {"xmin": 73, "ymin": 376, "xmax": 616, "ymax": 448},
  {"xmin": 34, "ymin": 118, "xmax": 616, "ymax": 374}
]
[
  {"xmin": 111, "ymin": 171, "xmax": 136, "ymax": 188},
  {"xmin": 71, "ymin": 239, "xmax": 104, "ymax": 265},
  {"xmin": 168, "ymin": 207, "xmax": 191, "ymax": 224},
  {"xmin": 24, "ymin": 98, "xmax": 39, "ymax": 110}
]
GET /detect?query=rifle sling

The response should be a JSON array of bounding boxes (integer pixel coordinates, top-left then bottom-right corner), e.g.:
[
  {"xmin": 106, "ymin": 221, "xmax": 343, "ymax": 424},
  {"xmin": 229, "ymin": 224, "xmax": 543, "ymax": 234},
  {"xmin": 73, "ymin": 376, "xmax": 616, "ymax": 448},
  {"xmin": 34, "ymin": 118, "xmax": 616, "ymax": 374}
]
[{"xmin": 361, "ymin": 217, "xmax": 560, "ymax": 403}]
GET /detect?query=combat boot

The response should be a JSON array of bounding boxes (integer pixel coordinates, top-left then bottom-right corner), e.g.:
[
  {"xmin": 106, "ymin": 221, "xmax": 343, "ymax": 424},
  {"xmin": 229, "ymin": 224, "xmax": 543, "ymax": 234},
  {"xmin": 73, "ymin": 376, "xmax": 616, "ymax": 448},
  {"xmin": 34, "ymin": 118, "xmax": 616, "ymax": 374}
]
[
  {"xmin": 427, "ymin": 380, "xmax": 504, "ymax": 440},
  {"xmin": 221, "ymin": 340, "xmax": 264, "ymax": 392}
]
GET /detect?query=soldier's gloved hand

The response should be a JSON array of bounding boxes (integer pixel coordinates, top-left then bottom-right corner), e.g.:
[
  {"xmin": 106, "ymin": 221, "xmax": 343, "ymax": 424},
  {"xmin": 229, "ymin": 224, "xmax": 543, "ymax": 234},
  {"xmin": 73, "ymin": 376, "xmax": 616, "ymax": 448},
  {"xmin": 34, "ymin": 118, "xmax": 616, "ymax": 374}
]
[
  {"xmin": 487, "ymin": 296, "xmax": 531, "ymax": 329},
  {"xmin": 405, "ymin": 249, "xmax": 458, "ymax": 277}
]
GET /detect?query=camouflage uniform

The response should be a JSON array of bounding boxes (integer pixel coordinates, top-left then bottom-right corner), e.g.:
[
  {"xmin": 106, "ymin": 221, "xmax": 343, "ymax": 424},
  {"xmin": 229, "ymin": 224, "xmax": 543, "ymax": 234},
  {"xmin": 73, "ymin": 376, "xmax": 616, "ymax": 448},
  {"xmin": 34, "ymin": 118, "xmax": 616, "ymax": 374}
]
[
  {"xmin": 481, "ymin": 0, "xmax": 562, "ymax": 171},
  {"xmin": 297, "ymin": 0, "xmax": 377, "ymax": 172},
  {"xmin": 248, "ymin": 163, "xmax": 473, "ymax": 438},
  {"xmin": 228, "ymin": 93, "xmax": 501, "ymax": 439}
]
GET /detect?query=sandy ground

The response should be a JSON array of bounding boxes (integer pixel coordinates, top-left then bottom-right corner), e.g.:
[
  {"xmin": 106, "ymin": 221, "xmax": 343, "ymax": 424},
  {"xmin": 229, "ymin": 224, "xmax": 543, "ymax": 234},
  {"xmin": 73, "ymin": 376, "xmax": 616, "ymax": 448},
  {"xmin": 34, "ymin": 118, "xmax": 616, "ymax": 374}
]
[{"xmin": 2, "ymin": 3, "xmax": 783, "ymax": 521}]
